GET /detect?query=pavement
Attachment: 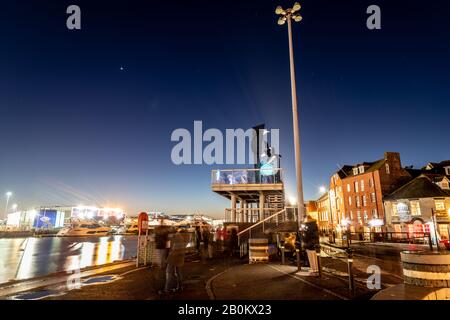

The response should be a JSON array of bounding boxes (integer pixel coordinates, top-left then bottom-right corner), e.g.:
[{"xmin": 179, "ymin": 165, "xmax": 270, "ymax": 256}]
[
  {"xmin": 3, "ymin": 245, "xmax": 447, "ymax": 300},
  {"xmin": 372, "ymin": 284, "xmax": 450, "ymax": 300},
  {"xmin": 0, "ymin": 251, "xmax": 382, "ymax": 300}
]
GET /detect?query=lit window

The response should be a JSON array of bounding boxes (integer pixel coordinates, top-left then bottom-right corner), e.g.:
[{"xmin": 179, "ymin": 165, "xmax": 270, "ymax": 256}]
[
  {"xmin": 347, "ymin": 184, "xmax": 351, "ymax": 192},
  {"xmin": 392, "ymin": 203, "xmax": 398, "ymax": 216},
  {"xmin": 441, "ymin": 182, "xmax": 449, "ymax": 189},
  {"xmin": 410, "ymin": 201, "xmax": 421, "ymax": 216},
  {"xmin": 371, "ymin": 192, "xmax": 376, "ymax": 203},
  {"xmin": 372, "ymin": 208, "xmax": 378, "ymax": 219},
  {"xmin": 385, "ymin": 163, "xmax": 390, "ymax": 174},
  {"xmin": 360, "ymin": 180, "xmax": 365, "ymax": 192},
  {"xmin": 363, "ymin": 195, "xmax": 367, "ymax": 207},
  {"xmin": 356, "ymin": 196, "xmax": 360, "ymax": 208},
  {"xmin": 435, "ymin": 200, "xmax": 445, "ymax": 211},
  {"xmin": 396, "ymin": 202, "xmax": 409, "ymax": 215},
  {"xmin": 359, "ymin": 166, "xmax": 365, "ymax": 174},
  {"xmin": 354, "ymin": 181, "xmax": 359, "ymax": 193},
  {"xmin": 369, "ymin": 178, "xmax": 374, "ymax": 188},
  {"xmin": 363, "ymin": 210, "xmax": 368, "ymax": 221},
  {"xmin": 348, "ymin": 196, "xmax": 352, "ymax": 205},
  {"xmin": 445, "ymin": 167, "xmax": 450, "ymax": 175},
  {"xmin": 353, "ymin": 168, "xmax": 358, "ymax": 175}
]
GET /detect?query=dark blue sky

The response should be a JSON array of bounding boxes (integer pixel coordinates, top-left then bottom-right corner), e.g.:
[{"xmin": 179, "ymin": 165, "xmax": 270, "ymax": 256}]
[{"xmin": 1, "ymin": 0, "xmax": 449, "ymax": 217}]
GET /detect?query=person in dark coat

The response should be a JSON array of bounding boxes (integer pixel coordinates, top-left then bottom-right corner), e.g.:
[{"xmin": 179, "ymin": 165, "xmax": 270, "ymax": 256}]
[
  {"xmin": 301, "ymin": 215, "xmax": 320, "ymax": 273},
  {"xmin": 195, "ymin": 226, "xmax": 202, "ymax": 252},
  {"xmin": 229, "ymin": 228, "xmax": 238, "ymax": 257},
  {"xmin": 154, "ymin": 225, "xmax": 170, "ymax": 268}
]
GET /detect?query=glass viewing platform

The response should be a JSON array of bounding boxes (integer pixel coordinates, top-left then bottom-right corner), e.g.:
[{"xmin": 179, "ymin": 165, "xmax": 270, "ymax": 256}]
[{"xmin": 211, "ymin": 168, "xmax": 283, "ymax": 186}]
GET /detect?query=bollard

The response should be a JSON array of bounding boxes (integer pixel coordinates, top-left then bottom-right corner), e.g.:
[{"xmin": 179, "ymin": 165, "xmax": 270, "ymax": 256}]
[
  {"xmin": 428, "ymin": 234, "xmax": 433, "ymax": 251},
  {"xmin": 281, "ymin": 246, "xmax": 285, "ymax": 265},
  {"xmin": 296, "ymin": 249, "xmax": 301, "ymax": 271},
  {"xmin": 347, "ymin": 248, "xmax": 355, "ymax": 295},
  {"xmin": 316, "ymin": 247, "xmax": 322, "ymax": 278}
]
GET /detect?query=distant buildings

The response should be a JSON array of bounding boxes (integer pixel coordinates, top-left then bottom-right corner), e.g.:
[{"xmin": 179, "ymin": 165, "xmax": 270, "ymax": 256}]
[
  {"xmin": 311, "ymin": 152, "xmax": 450, "ymax": 242},
  {"xmin": 384, "ymin": 175, "xmax": 450, "ymax": 239},
  {"xmin": 6, "ymin": 205, "xmax": 125, "ymax": 230}
]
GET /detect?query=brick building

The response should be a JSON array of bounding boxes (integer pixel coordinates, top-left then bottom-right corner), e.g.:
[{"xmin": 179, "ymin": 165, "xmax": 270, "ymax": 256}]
[
  {"xmin": 316, "ymin": 192, "xmax": 331, "ymax": 234},
  {"xmin": 330, "ymin": 152, "xmax": 411, "ymax": 234}
]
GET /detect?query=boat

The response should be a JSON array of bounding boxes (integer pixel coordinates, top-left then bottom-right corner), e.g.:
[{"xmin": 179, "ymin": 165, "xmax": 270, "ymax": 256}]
[{"xmin": 57, "ymin": 220, "xmax": 112, "ymax": 237}]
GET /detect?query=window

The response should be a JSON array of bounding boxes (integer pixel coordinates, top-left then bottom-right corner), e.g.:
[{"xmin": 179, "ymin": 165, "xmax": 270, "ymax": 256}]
[
  {"xmin": 392, "ymin": 203, "xmax": 398, "ymax": 216},
  {"xmin": 347, "ymin": 184, "xmax": 351, "ymax": 192},
  {"xmin": 369, "ymin": 178, "xmax": 374, "ymax": 188},
  {"xmin": 350, "ymin": 211, "xmax": 353, "ymax": 219},
  {"xmin": 354, "ymin": 181, "xmax": 359, "ymax": 193},
  {"xmin": 385, "ymin": 163, "xmax": 390, "ymax": 174},
  {"xmin": 396, "ymin": 202, "xmax": 410, "ymax": 215},
  {"xmin": 359, "ymin": 166, "xmax": 365, "ymax": 174},
  {"xmin": 372, "ymin": 208, "xmax": 378, "ymax": 219},
  {"xmin": 410, "ymin": 201, "xmax": 421, "ymax": 216},
  {"xmin": 435, "ymin": 200, "xmax": 445, "ymax": 211},
  {"xmin": 356, "ymin": 196, "xmax": 361, "ymax": 208},
  {"xmin": 362, "ymin": 195, "xmax": 367, "ymax": 207},
  {"xmin": 363, "ymin": 210, "xmax": 368, "ymax": 221},
  {"xmin": 360, "ymin": 180, "xmax": 365, "ymax": 192},
  {"xmin": 348, "ymin": 196, "xmax": 352, "ymax": 206},
  {"xmin": 445, "ymin": 167, "xmax": 450, "ymax": 175},
  {"xmin": 353, "ymin": 168, "xmax": 358, "ymax": 175},
  {"xmin": 371, "ymin": 192, "xmax": 376, "ymax": 203},
  {"xmin": 357, "ymin": 210, "xmax": 362, "ymax": 223},
  {"xmin": 441, "ymin": 181, "xmax": 449, "ymax": 189}
]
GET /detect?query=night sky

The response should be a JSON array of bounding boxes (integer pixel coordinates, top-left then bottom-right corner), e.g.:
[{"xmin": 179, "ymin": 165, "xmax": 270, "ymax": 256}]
[{"xmin": 1, "ymin": 0, "xmax": 449, "ymax": 218}]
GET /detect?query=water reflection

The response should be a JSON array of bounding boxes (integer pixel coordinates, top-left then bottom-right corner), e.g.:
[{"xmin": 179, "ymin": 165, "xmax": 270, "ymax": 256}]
[{"xmin": 0, "ymin": 236, "xmax": 137, "ymax": 284}]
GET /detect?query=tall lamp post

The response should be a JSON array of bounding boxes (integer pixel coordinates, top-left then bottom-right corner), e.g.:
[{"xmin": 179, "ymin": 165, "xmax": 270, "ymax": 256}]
[
  {"xmin": 4, "ymin": 191, "xmax": 12, "ymax": 220},
  {"xmin": 275, "ymin": 3, "xmax": 305, "ymax": 226}
]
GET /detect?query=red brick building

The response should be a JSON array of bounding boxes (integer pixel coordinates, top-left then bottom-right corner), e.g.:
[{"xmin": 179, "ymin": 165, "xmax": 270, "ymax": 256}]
[{"xmin": 330, "ymin": 152, "xmax": 411, "ymax": 234}]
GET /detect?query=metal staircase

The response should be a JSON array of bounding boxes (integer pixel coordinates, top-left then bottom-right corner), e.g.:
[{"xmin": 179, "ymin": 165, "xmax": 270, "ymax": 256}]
[{"xmin": 237, "ymin": 207, "xmax": 298, "ymax": 260}]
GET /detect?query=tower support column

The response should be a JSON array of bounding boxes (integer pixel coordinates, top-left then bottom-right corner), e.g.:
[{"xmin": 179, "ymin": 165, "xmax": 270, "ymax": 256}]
[
  {"xmin": 259, "ymin": 193, "xmax": 265, "ymax": 222},
  {"xmin": 231, "ymin": 195, "xmax": 237, "ymax": 222}
]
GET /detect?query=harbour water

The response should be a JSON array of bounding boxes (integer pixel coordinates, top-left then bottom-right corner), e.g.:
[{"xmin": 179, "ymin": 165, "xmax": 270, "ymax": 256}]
[{"xmin": 0, "ymin": 235, "xmax": 137, "ymax": 284}]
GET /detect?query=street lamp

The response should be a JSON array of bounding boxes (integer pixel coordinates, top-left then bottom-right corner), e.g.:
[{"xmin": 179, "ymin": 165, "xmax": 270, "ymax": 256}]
[
  {"xmin": 275, "ymin": 2, "xmax": 305, "ymax": 226},
  {"xmin": 11, "ymin": 204, "xmax": 18, "ymax": 212},
  {"xmin": 4, "ymin": 192, "xmax": 12, "ymax": 220}
]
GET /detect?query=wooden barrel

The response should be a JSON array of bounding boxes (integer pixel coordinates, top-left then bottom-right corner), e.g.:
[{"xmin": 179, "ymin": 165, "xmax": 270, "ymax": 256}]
[
  {"xmin": 401, "ymin": 251, "xmax": 450, "ymax": 287},
  {"xmin": 248, "ymin": 238, "xmax": 269, "ymax": 263}
]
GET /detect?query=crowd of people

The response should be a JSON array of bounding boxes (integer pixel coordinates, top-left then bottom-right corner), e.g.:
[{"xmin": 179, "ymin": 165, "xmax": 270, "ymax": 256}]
[
  {"xmin": 155, "ymin": 215, "xmax": 321, "ymax": 295},
  {"xmin": 155, "ymin": 223, "xmax": 240, "ymax": 295}
]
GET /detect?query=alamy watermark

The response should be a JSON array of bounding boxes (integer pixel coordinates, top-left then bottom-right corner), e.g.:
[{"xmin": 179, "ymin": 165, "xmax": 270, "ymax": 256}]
[
  {"xmin": 366, "ymin": 265, "xmax": 381, "ymax": 290},
  {"xmin": 170, "ymin": 121, "xmax": 280, "ymax": 166}
]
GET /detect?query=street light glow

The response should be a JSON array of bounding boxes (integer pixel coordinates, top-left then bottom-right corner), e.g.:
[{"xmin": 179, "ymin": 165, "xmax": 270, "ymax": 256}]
[
  {"xmin": 289, "ymin": 196, "xmax": 297, "ymax": 205},
  {"xmin": 5, "ymin": 192, "xmax": 12, "ymax": 197}
]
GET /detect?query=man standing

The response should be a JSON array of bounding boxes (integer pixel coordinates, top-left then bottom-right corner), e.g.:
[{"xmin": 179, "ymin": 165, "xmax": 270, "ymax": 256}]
[
  {"xmin": 301, "ymin": 215, "xmax": 320, "ymax": 274},
  {"xmin": 160, "ymin": 229, "xmax": 188, "ymax": 294}
]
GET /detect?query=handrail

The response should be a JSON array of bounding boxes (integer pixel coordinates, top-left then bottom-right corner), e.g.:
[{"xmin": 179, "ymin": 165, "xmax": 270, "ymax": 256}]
[{"xmin": 237, "ymin": 208, "xmax": 286, "ymax": 237}]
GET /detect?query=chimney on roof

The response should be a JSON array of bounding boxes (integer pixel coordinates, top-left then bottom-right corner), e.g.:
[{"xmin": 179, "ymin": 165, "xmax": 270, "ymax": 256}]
[{"xmin": 384, "ymin": 152, "xmax": 402, "ymax": 171}]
